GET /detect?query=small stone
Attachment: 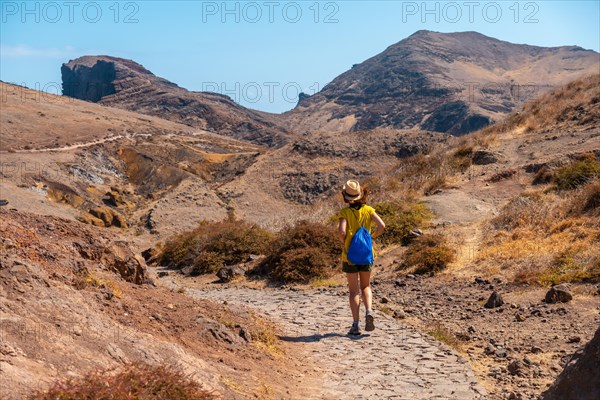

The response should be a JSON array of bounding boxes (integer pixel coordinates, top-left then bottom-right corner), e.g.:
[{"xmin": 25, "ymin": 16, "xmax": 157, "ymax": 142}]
[
  {"xmin": 468, "ymin": 325, "xmax": 476, "ymax": 333},
  {"xmin": 393, "ymin": 310, "xmax": 406, "ymax": 319},
  {"xmin": 530, "ymin": 346, "xmax": 543, "ymax": 354},
  {"xmin": 566, "ymin": 336, "xmax": 581, "ymax": 344},
  {"xmin": 515, "ymin": 312, "xmax": 526, "ymax": 322},
  {"xmin": 484, "ymin": 344, "xmax": 496, "ymax": 355},
  {"xmin": 495, "ymin": 349, "xmax": 508, "ymax": 358},
  {"xmin": 508, "ymin": 360, "xmax": 525, "ymax": 376},
  {"xmin": 217, "ymin": 265, "xmax": 245, "ymax": 283},
  {"xmin": 380, "ymin": 297, "xmax": 390, "ymax": 304},
  {"xmin": 484, "ymin": 291, "xmax": 504, "ymax": 308},
  {"xmin": 531, "ymin": 309, "xmax": 543, "ymax": 317},
  {"xmin": 407, "ymin": 274, "xmax": 416, "ymax": 279},
  {"xmin": 239, "ymin": 327, "xmax": 251, "ymax": 342},
  {"xmin": 152, "ymin": 313, "xmax": 162, "ymax": 321},
  {"xmin": 157, "ymin": 271, "xmax": 169, "ymax": 278}
]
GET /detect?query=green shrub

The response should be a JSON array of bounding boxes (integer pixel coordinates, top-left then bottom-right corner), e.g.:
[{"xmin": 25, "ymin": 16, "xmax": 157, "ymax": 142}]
[
  {"xmin": 375, "ymin": 201, "xmax": 431, "ymax": 246},
  {"xmin": 257, "ymin": 221, "xmax": 340, "ymax": 283},
  {"xmin": 401, "ymin": 234, "xmax": 455, "ymax": 275},
  {"xmin": 554, "ymin": 156, "xmax": 600, "ymax": 190},
  {"xmin": 29, "ymin": 362, "xmax": 216, "ymax": 399},
  {"xmin": 158, "ymin": 220, "xmax": 272, "ymax": 275}
]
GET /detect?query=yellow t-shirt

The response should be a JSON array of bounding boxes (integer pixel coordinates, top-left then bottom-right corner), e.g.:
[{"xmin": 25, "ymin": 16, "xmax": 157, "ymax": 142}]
[{"xmin": 338, "ymin": 204, "xmax": 376, "ymax": 264}]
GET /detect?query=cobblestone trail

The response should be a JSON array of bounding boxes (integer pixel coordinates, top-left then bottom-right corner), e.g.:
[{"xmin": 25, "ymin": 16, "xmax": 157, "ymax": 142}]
[{"xmin": 190, "ymin": 286, "xmax": 487, "ymax": 400}]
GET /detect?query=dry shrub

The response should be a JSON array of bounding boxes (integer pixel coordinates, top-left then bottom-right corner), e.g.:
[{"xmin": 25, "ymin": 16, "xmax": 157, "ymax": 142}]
[
  {"xmin": 532, "ymin": 166, "xmax": 554, "ymax": 185},
  {"xmin": 554, "ymin": 156, "xmax": 600, "ymax": 190},
  {"xmin": 29, "ymin": 362, "xmax": 216, "ymax": 400},
  {"xmin": 256, "ymin": 221, "xmax": 340, "ymax": 283},
  {"xmin": 427, "ymin": 321, "xmax": 464, "ymax": 351},
  {"xmin": 393, "ymin": 153, "xmax": 451, "ymax": 193},
  {"xmin": 375, "ymin": 201, "xmax": 431, "ymax": 246},
  {"xmin": 568, "ymin": 179, "xmax": 600, "ymax": 216},
  {"xmin": 450, "ymin": 145, "xmax": 474, "ymax": 171},
  {"xmin": 400, "ymin": 234, "xmax": 455, "ymax": 275},
  {"xmin": 158, "ymin": 220, "xmax": 272, "ymax": 275}
]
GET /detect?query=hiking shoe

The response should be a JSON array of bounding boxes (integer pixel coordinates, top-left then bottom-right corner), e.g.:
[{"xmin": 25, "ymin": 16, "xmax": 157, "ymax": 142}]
[
  {"xmin": 348, "ymin": 322, "xmax": 361, "ymax": 336},
  {"xmin": 365, "ymin": 312, "xmax": 375, "ymax": 332}
]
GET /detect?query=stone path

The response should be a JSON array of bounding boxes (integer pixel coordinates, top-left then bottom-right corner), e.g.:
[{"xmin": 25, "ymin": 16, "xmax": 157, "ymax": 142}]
[{"xmin": 190, "ymin": 286, "xmax": 487, "ymax": 400}]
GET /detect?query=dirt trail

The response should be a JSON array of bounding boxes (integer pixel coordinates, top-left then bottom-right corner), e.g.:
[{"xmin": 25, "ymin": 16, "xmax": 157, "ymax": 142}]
[{"xmin": 184, "ymin": 284, "xmax": 487, "ymax": 399}]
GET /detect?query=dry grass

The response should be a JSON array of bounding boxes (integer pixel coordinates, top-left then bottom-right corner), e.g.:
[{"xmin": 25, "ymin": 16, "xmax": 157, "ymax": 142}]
[
  {"xmin": 72, "ymin": 270, "xmax": 123, "ymax": 299},
  {"xmin": 426, "ymin": 321, "xmax": 464, "ymax": 352},
  {"xmin": 247, "ymin": 311, "xmax": 284, "ymax": 358},
  {"xmin": 481, "ymin": 74, "xmax": 600, "ymax": 135},
  {"xmin": 29, "ymin": 362, "xmax": 216, "ymax": 399},
  {"xmin": 478, "ymin": 180, "xmax": 600, "ymax": 284}
]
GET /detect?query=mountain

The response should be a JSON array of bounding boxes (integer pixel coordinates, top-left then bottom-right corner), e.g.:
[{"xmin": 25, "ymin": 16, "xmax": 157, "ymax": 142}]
[
  {"xmin": 61, "ymin": 56, "xmax": 290, "ymax": 147},
  {"xmin": 284, "ymin": 30, "xmax": 599, "ymax": 135}
]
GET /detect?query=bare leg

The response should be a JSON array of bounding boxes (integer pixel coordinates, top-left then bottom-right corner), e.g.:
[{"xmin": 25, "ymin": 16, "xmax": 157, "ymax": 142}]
[
  {"xmin": 359, "ymin": 271, "xmax": 372, "ymax": 312},
  {"xmin": 346, "ymin": 273, "xmax": 360, "ymax": 322}
]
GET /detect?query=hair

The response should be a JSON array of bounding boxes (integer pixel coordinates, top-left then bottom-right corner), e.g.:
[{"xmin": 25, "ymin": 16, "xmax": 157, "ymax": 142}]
[{"xmin": 343, "ymin": 186, "xmax": 370, "ymax": 207}]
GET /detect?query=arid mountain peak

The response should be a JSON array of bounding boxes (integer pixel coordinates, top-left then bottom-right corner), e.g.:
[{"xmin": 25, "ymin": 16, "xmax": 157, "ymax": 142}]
[{"xmin": 285, "ymin": 30, "xmax": 599, "ymax": 135}]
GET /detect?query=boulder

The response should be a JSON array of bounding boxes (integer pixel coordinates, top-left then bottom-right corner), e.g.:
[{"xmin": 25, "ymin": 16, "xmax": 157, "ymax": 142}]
[
  {"xmin": 484, "ymin": 291, "xmax": 504, "ymax": 308},
  {"xmin": 78, "ymin": 213, "xmax": 105, "ymax": 227},
  {"xmin": 216, "ymin": 265, "xmax": 245, "ymax": 283},
  {"xmin": 542, "ymin": 326, "xmax": 600, "ymax": 400},
  {"xmin": 472, "ymin": 150, "xmax": 499, "ymax": 165},
  {"xmin": 545, "ymin": 284, "xmax": 573, "ymax": 303},
  {"xmin": 88, "ymin": 206, "xmax": 128, "ymax": 228},
  {"xmin": 101, "ymin": 241, "xmax": 147, "ymax": 284}
]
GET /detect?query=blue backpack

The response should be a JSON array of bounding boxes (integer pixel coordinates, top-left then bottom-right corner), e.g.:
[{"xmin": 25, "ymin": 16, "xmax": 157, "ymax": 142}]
[{"xmin": 347, "ymin": 209, "xmax": 374, "ymax": 265}]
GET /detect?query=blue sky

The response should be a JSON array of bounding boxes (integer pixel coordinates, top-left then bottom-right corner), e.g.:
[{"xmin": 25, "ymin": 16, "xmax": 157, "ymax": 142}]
[{"xmin": 1, "ymin": 1, "xmax": 599, "ymax": 113}]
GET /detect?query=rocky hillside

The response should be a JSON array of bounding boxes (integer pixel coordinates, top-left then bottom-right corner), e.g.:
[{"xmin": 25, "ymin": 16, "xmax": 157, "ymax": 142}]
[
  {"xmin": 61, "ymin": 56, "xmax": 290, "ymax": 147},
  {"xmin": 284, "ymin": 30, "xmax": 599, "ymax": 135},
  {"xmin": 0, "ymin": 209, "xmax": 304, "ymax": 399}
]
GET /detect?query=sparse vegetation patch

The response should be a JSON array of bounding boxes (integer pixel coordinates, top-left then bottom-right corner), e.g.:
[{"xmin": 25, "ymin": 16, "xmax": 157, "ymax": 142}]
[
  {"xmin": 29, "ymin": 362, "xmax": 216, "ymax": 400},
  {"xmin": 158, "ymin": 220, "xmax": 272, "ymax": 275}
]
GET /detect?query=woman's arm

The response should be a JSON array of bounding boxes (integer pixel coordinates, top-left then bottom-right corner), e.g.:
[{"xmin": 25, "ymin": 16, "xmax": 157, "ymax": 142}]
[
  {"xmin": 337, "ymin": 218, "xmax": 347, "ymax": 244},
  {"xmin": 371, "ymin": 212, "xmax": 386, "ymax": 239}
]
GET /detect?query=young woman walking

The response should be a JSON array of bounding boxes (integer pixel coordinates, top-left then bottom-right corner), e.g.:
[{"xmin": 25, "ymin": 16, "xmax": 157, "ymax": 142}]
[{"xmin": 337, "ymin": 180, "xmax": 385, "ymax": 335}]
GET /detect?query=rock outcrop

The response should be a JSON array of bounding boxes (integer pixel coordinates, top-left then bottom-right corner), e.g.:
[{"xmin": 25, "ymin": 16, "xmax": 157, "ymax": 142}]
[
  {"xmin": 542, "ymin": 326, "xmax": 600, "ymax": 400},
  {"xmin": 62, "ymin": 56, "xmax": 290, "ymax": 147}
]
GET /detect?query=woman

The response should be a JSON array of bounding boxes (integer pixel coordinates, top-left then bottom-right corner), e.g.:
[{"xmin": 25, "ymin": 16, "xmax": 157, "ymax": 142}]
[{"xmin": 337, "ymin": 180, "xmax": 385, "ymax": 335}]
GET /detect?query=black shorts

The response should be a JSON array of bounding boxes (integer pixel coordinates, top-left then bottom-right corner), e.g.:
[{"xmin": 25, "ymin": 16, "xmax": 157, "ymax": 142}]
[{"xmin": 342, "ymin": 261, "xmax": 373, "ymax": 273}]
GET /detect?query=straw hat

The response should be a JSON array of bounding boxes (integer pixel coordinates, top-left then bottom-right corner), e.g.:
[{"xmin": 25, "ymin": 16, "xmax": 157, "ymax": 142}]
[{"xmin": 342, "ymin": 180, "xmax": 362, "ymax": 201}]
